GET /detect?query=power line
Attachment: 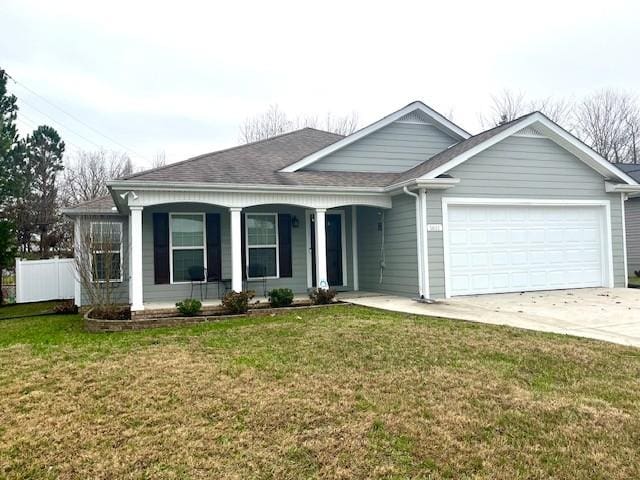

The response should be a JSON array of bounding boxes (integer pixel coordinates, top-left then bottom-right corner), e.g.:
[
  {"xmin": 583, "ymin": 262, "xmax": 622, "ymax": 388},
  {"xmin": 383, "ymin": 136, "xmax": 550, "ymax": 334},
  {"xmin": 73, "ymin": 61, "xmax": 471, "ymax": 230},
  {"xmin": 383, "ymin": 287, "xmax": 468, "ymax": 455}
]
[
  {"xmin": 17, "ymin": 112, "xmax": 90, "ymax": 153},
  {"xmin": 17, "ymin": 97, "xmax": 107, "ymax": 150},
  {"xmin": 6, "ymin": 72, "xmax": 149, "ymax": 162}
]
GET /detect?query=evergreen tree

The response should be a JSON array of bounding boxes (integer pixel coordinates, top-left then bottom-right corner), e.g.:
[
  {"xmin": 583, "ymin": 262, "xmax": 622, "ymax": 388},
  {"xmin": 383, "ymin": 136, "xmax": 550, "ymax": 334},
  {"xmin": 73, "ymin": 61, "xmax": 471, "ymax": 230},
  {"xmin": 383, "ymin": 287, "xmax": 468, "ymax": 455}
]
[
  {"xmin": 0, "ymin": 68, "xmax": 21, "ymax": 303},
  {"xmin": 24, "ymin": 125, "xmax": 65, "ymax": 256}
]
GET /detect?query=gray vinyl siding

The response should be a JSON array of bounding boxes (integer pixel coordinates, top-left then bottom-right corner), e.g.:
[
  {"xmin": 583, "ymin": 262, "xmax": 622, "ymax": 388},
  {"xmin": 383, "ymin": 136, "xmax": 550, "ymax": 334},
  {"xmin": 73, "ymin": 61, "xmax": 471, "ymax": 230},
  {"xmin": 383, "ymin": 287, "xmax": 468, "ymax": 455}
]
[
  {"xmin": 427, "ymin": 135, "xmax": 625, "ymax": 298},
  {"xmin": 357, "ymin": 195, "xmax": 419, "ymax": 296},
  {"xmin": 304, "ymin": 122, "xmax": 457, "ymax": 173},
  {"xmin": 79, "ymin": 215, "xmax": 130, "ymax": 306},
  {"xmin": 625, "ymin": 197, "xmax": 640, "ymax": 276},
  {"xmin": 138, "ymin": 203, "xmax": 354, "ymax": 304}
]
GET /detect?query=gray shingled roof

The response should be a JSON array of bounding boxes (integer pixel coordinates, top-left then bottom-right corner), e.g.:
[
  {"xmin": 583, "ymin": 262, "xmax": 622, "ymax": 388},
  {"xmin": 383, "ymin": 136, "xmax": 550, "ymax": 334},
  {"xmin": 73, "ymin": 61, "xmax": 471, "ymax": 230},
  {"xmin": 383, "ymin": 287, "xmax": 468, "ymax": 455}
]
[
  {"xmin": 66, "ymin": 116, "xmax": 551, "ymax": 215},
  {"xmin": 612, "ymin": 163, "xmax": 640, "ymax": 182},
  {"xmin": 118, "ymin": 127, "xmax": 396, "ymax": 187},
  {"xmin": 62, "ymin": 195, "xmax": 119, "ymax": 215},
  {"xmin": 392, "ymin": 113, "xmax": 537, "ymax": 184}
]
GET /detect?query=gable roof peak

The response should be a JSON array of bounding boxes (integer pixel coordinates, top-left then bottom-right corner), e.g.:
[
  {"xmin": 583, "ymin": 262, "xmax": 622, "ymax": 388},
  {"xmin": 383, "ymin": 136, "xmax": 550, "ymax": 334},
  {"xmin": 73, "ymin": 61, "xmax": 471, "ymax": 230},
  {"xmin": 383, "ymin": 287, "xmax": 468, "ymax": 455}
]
[{"xmin": 279, "ymin": 100, "xmax": 471, "ymax": 173}]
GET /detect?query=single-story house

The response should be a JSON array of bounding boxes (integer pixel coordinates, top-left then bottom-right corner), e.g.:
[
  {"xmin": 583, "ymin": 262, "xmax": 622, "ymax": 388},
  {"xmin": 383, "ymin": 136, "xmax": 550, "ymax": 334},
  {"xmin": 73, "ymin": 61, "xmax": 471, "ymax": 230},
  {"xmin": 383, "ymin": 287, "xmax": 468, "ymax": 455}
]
[
  {"xmin": 63, "ymin": 101, "xmax": 640, "ymax": 312},
  {"xmin": 611, "ymin": 163, "xmax": 640, "ymax": 276}
]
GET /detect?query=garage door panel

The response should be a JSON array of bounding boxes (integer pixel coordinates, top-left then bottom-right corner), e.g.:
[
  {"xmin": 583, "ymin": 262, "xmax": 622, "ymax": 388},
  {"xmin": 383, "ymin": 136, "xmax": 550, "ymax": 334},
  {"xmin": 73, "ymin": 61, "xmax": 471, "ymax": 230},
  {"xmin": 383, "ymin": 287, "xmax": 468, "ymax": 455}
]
[{"xmin": 446, "ymin": 204, "xmax": 606, "ymax": 296}]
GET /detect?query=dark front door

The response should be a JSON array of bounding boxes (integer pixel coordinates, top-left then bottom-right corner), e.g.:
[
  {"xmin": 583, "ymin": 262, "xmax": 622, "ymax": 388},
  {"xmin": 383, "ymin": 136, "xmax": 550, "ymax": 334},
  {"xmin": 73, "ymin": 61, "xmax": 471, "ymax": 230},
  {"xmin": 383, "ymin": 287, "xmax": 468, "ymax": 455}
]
[{"xmin": 310, "ymin": 213, "xmax": 343, "ymax": 287}]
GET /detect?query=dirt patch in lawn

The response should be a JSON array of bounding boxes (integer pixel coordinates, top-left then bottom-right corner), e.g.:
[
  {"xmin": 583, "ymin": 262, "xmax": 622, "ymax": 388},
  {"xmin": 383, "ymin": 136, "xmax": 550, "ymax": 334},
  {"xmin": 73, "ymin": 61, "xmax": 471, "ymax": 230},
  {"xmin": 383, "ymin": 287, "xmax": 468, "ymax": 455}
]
[{"xmin": 1, "ymin": 306, "xmax": 640, "ymax": 479}]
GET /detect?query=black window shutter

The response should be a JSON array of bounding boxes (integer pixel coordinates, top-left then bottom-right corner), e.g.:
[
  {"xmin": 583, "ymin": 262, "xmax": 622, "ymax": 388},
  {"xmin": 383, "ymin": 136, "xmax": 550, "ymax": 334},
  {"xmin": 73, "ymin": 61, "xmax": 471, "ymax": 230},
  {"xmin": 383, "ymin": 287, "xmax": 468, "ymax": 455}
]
[
  {"xmin": 241, "ymin": 213, "xmax": 247, "ymax": 280},
  {"xmin": 153, "ymin": 212, "xmax": 170, "ymax": 284},
  {"xmin": 206, "ymin": 213, "xmax": 222, "ymax": 281},
  {"xmin": 278, "ymin": 214, "xmax": 293, "ymax": 278}
]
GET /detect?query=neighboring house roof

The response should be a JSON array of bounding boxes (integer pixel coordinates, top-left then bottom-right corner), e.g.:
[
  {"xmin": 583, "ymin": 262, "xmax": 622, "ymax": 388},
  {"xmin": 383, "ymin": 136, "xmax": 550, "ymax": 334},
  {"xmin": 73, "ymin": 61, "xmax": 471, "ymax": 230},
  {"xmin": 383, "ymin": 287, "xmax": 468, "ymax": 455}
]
[
  {"xmin": 613, "ymin": 163, "xmax": 640, "ymax": 182},
  {"xmin": 62, "ymin": 195, "xmax": 119, "ymax": 215},
  {"xmin": 279, "ymin": 100, "xmax": 471, "ymax": 173}
]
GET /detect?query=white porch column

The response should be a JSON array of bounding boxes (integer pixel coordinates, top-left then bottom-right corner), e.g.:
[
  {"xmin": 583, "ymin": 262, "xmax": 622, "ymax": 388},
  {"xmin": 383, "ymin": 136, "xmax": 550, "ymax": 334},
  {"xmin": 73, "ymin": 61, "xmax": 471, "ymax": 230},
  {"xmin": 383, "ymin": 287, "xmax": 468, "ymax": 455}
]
[
  {"xmin": 351, "ymin": 205, "xmax": 359, "ymax": 291},
  {"xmin": 73, "ymin": 219, "xmax": 82, "ymax": 306},
  {"xmin": 130, "ymin": 206, "xmax": 144, "ymax": 311},
  {"xmin": 315, "ymin": 208, "xmax": 328, "ymax": 289},
  {"xmin": 230, "ymin": 207, "xmax": 243, "ymax": 292}
]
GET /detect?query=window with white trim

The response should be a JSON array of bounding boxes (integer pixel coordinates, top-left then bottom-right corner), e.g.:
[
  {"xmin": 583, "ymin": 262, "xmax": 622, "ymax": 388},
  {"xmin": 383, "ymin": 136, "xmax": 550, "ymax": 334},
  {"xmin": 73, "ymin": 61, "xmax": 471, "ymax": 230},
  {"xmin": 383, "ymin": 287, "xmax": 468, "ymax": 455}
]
[
  {"xmin": 171, "ymin": 213, "xmax": 206, "ymax": 283},
  {"xmin": 246, "ymin": 213, "xmax": 278, "ymax": 278},
  {"xmin": 90, "ymin": 221, "xmax": 123, "ymax": 282}
]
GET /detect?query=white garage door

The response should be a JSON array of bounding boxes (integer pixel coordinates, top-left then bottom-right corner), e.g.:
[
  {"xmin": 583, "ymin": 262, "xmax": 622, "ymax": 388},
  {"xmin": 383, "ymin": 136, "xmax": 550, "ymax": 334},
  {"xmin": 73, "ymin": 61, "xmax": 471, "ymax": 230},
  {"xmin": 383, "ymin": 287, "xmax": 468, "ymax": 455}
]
[{"xmin": 446, "ymin": 204, "xmax": 608, "ymax": 296}]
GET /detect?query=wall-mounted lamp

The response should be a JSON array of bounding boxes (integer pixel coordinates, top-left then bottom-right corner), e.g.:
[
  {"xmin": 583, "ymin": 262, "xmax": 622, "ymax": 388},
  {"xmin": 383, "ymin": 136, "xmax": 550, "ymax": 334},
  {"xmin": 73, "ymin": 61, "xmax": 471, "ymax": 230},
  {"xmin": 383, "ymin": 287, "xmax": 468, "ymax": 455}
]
[{"xmin": 292, "ymin": 216, "xmax": 300, "ymax": 228}]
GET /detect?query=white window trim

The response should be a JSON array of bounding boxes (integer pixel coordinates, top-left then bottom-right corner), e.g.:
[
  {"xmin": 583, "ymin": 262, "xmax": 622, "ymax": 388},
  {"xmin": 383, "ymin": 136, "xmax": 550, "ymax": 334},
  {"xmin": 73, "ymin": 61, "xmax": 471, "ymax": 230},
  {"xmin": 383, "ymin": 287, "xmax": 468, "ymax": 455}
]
[
  {"xmin": 305, "ymin": 209, "xmax": 348, "ymax": 288},
  {"xmin": 169, "ymin": 212, "xmax": 207, "ymax": 285},
  {"xmin": 245, "ymin": 212, "xmax": 280, "ymax": 280},
  {"xmin": 90, "ymin": 221, "xmax": 124, "ymax": 283},
  {"xmin": 441, "ymin": 197, "xmax": 614, "ymax": 299}
]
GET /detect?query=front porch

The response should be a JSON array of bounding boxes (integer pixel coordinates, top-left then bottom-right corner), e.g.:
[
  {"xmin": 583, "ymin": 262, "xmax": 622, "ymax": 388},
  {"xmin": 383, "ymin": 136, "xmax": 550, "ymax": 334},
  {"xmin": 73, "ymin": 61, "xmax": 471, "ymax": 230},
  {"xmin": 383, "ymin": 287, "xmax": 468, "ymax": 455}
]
[{"xmin": 119, "ymin": 188, "xmax": 393, "ymax": 312}]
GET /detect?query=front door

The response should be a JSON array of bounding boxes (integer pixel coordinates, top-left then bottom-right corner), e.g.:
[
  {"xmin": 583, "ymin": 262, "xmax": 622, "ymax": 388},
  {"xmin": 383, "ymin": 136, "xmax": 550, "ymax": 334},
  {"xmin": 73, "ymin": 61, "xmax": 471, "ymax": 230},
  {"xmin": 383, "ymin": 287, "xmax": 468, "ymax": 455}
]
[{"xmin": 310, "ymin": 213, "xmax": 343, "ymax": 287}]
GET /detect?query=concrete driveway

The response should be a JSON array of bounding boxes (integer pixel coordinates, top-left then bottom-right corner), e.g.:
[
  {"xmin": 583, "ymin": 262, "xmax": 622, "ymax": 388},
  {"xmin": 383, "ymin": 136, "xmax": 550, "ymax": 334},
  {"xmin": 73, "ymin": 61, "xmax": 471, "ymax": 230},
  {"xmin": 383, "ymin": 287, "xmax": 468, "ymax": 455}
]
[{"xmin": 341, "ymin": 288, "xmax": 640, "ymax": 348}]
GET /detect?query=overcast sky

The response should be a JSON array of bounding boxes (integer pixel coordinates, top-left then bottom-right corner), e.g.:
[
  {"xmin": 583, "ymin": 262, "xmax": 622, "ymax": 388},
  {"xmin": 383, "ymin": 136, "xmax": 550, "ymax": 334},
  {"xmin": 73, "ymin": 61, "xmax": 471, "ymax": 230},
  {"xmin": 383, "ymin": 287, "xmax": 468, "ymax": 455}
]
[{"xmin": 1, "ymin": 0, "xmax": 639, "ymax": 168}]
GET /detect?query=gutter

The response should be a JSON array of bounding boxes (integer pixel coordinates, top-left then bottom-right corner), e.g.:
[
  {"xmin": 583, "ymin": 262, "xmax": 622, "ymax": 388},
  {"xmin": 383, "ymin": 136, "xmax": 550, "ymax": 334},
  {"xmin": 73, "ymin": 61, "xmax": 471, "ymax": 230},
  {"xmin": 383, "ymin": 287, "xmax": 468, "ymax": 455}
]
[
  {"xmin": 604, "ymin": 181, "xmax": 640, "ymax": 195},
  {"xmin": 385, "ymin": 177, "xmax": 460, "ymax": 192},
  {"xmin": 107, "ymin": 180, "xmax": 387, "ymax": 195}
]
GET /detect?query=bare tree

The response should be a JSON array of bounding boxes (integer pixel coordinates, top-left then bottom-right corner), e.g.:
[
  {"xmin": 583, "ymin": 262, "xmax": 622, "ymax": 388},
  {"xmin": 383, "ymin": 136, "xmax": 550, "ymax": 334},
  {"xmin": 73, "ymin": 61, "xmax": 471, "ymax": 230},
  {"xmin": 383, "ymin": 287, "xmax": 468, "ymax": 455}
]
[
  {"xmin": 573, "ymin": 89, "xmax": 640, "ymax": 163},
  {"xmin": 74, "ymin": 217, "xmax": 128, "ymax": 317},
  {"xmin": 239, "ymin": 105, "xmax": 359, "ymax": 143},
  {"xmin": 239, "ymin": 105, "xmax": 291, "ymax": 143},
  {"xmin": 151, "ymin": 151, "xmax": 167, "ymax": 169},
  {"xmin": 480, "ymin": 89, "xmax": 573, "ymax": 129},
  {"xmin": 60, "ymin": 150, "xmax": 134, "ymax": 206}
]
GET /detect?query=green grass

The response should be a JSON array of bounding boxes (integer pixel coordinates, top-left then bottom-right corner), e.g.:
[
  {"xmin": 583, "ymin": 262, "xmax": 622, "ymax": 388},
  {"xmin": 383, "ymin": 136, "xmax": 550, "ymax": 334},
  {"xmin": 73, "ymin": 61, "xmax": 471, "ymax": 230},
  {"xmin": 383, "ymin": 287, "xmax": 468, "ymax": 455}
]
[
  {"xmin": 629, "ymin": 275, "xmax": 640, "ymax": 287},
  {"xmin": 1, "ymin": 306, "xmax": 640, "ymax": 479},
  {"xmin": 0, "ymin": 300, "xmax": 63, "ymax": 319}
]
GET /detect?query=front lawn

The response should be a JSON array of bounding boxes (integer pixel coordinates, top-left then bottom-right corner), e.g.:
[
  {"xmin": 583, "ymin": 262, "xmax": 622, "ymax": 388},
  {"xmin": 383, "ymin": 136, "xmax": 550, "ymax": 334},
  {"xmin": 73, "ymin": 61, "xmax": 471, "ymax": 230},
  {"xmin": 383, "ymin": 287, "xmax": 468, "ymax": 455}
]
[
  {"xmin": 1, "ymin": 306, "xmax": 640, "ymax": 479},
  {"xmin": 0, "ymin": 300, "xmax": 63, "ymax": 319}
]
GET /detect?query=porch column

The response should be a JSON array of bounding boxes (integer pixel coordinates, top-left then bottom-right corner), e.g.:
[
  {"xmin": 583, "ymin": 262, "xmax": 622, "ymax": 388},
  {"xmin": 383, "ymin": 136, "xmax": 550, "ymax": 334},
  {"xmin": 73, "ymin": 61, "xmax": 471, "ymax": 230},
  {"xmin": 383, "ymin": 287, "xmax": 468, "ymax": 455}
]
[
  {"xmin": 230, "ymin": 207, "xmax": 243, "ymax": 292},
  {"xmin": 130, "ymin": 206, "xmax": 144, "ymax": 311},
  {"xmin": 315, "ymin": 208, "xmax": 328, "ymax": 289},
  {"xmin": 351, "ymin": 205, "xmax": 359, "ymax": 291}
]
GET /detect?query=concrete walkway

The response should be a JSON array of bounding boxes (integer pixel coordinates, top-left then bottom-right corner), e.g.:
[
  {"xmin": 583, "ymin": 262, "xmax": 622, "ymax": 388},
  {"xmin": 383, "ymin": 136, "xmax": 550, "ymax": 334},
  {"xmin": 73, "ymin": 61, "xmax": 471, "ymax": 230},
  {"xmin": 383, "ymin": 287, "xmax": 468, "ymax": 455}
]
[{"xmin": 341, "ymin": 288, "xmax": 640, "ymax": 348}]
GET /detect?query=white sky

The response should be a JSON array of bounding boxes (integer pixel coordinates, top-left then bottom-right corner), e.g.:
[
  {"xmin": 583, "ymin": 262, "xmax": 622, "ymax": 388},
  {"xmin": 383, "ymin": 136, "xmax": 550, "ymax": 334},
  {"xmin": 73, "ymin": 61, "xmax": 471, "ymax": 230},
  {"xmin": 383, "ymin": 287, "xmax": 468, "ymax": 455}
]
[{"xmin": 1, "ymin": 0, "xmax": 639, "ymax": 168}]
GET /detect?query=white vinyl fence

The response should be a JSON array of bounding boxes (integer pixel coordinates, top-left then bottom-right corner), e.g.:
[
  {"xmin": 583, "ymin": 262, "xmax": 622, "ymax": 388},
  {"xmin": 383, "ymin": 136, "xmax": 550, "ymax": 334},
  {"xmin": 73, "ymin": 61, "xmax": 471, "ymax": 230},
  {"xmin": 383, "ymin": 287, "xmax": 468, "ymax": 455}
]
[{"xmin": 15, "ymin": 257, "xmax": 76, "ymax": 303}]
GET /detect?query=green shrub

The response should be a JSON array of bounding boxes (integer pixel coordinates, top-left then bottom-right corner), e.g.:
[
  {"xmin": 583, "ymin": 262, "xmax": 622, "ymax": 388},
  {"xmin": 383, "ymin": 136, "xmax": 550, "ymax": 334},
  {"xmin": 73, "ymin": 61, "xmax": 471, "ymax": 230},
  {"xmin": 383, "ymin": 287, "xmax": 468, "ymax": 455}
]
[
  {"xmin": 268, "ymin": 288, "xmax": 294, "ymax": 308},
  {"xmin": 175, "ymin": 298, "xmax": 202, "ymax": 316},
  {"xmin": 309, "ymin": 287, "xmax": 337, "ymax": 305},
  {"xmin": 222, "ymin": 290, "xmax": 255, "ymax": 314}
]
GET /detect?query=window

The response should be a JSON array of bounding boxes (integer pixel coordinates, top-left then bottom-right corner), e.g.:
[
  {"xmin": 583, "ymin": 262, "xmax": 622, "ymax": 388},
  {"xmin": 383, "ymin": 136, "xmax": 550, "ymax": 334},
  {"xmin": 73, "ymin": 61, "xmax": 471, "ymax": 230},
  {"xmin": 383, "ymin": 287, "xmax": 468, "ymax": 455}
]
[
  {"xmin": 90, "ymin": 221, "xmax": 123, "ymax": 282},
  {"xmin": 171, "ymin": 213, "xmax": 206, "ymax": 283},
  {"xmin": 246, "ymin": 213, "xmax": 278, "ymax": 278}
]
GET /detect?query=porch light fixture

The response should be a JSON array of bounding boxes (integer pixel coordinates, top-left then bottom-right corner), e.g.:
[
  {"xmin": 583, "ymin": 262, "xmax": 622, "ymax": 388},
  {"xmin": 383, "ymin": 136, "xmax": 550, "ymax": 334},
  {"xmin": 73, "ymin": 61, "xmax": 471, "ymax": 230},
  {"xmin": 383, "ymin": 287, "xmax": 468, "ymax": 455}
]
[{"xmin": 292, "ymin": 216, "xmax": 300, "ymax": 228}]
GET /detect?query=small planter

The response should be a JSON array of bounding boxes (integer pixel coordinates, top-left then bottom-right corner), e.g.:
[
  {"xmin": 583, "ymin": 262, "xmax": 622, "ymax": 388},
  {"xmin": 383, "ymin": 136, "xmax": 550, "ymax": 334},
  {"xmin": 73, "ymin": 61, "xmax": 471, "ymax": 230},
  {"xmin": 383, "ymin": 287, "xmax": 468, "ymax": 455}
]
[{"xmin": 84, "ymin": 301, "xmax": 345, "ymax": 332}]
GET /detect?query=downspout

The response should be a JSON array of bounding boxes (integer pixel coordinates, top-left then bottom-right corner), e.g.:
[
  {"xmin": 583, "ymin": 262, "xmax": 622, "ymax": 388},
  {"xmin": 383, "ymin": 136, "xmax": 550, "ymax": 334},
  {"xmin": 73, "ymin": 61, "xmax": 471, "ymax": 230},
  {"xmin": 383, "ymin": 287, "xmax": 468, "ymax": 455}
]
[
  {"xmin": 419, "ymin": 188, "xmax": 431, "ymax": 300},
  {"xmin": 403, "ymin": 186, "xmax": 424, "ymax": 299}
]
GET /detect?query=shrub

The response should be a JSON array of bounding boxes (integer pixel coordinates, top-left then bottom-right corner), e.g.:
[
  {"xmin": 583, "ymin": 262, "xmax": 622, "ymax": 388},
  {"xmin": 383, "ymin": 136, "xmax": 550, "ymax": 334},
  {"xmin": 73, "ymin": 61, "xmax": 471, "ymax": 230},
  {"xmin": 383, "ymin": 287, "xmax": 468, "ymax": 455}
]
[
  {"xmin": 175, "ymin": 298, "xmax": 202, "ymax": 316},
  {"xmin": 268, "ymin": 288, "xmax": 294, "ymax": 308},
  {"xmin": 309, "ymin": 287, "xmax": 337, "ymax": 305},
  {"xmin": 54, "ymin": 299, "xmax": 78, "ymax": 314},
  {"xmin": 222, "ymin": 290, "xmax": 255, "ymax": 314}
]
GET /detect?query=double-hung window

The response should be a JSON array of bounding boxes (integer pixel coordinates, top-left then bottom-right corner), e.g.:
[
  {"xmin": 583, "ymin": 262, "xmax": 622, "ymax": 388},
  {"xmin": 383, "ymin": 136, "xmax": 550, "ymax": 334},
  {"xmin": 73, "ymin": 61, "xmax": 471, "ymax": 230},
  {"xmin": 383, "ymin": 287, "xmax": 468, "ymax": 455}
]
[
  {"xmin": 246, "ymin": 213, "xmax": 278, "ymax": 278},
  {"xmin": 90, "ymin": 221, "xmax": 123, "ymax": 282},
  {"xmin": 171, "ymin": 213, "xmax": 206, "ymax": 283}
]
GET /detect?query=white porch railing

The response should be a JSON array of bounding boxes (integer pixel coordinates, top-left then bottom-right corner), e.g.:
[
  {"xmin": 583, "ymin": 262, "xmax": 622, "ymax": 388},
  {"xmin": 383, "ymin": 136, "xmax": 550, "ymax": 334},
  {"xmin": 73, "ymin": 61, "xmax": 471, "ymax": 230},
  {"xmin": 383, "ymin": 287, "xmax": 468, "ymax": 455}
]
[{"xmin": 15, "ymin": 257, "xmax": 75, "ymax": 303}]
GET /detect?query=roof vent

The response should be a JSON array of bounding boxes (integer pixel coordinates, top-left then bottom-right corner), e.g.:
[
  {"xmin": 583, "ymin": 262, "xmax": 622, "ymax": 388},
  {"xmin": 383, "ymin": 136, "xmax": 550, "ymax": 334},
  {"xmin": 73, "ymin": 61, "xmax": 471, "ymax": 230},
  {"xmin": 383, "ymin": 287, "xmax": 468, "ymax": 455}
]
[
  {"xmin": 514, "ymin": 125, "xmax": 545, "ymax": 137},
  {"xmin": 396, "ymin": 110, "xmax": 433, "ymax": 125}
]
